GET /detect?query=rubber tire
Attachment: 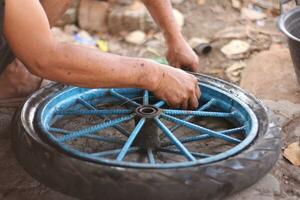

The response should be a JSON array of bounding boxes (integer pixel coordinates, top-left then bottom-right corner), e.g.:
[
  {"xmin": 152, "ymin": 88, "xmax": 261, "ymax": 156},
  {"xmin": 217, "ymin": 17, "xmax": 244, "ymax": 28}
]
[{"xmin": 11, "ymin": 74, "xmax": 281, "ymax": 200}]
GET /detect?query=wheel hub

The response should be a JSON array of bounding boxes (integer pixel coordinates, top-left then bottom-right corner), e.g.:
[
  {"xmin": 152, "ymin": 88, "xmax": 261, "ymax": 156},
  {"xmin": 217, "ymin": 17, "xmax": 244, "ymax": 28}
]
[
  {"xmin": 135, "ymin": 105, "xmax": 161, "ymax": 118},
  {"xmin": 135, "ymin": 105, "xmax": 161, "ymax": 149}
]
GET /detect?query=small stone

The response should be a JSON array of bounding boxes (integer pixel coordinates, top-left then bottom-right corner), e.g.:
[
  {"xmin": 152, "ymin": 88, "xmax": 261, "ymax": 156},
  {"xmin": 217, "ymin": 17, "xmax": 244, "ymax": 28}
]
[
  {"xmin": 284, "ymin": 142, "xmax": 300, "ymax": 166},
  {"xmin": 146, "ymin": 39, "xmax": 164, "ymax": 49},
  {"xmin": 231, "ymin": 0, "xmax": 242, "ymax": 9},
  {"xmin": 226, "ymin": 61, "xmax": 246, "ymax": 82},
  {"xmin": 64, "ymin": 24, "xmax": 79, "ymax": 35},
  {"xmin": 241, "ymin": 8, "xmax": 267, "ymax": 21},
  {"xmin": 51, "ymin": 27, "xmax": 74, "ymax": 43},
  {"xmin": 145, "ymin": 39, "xmax": 165, "ymax": 56},
  {"xmin": 271, "ymin": 35, "xmax": 284, "ymax": 44},
  {"xmin": 40, "ymin": 79, "xmax": 52, "ymax": 88},
  {"xmin": 107, "ymin": 40, "xmax": 122, "ymax": 53},
  {"xmin": 153, "ymin": 32, "xmax": 164, "ymax": 41},
  {"xmin": 171, "ymin": 0, "xmax": 186, "ymax": 4},
  {"xmin": 173, "ymin": 9, "xmax": 185, "ymax": 28},
  {"xmin": 221, "ymin": 40, "xmax": 250, "ymax": 59},
  {"xmin": 125, "ymin": 30, "xmax": 146, "ymax": 45},
  {"xmin": 188, "ymin": 37, "xmax": 210, "ymax": 49},
  {"xmin": 128, "ymin": 1, "xmax": 144, "ymax": 10},
  {"xmin": 249, "ymin": 33, "xmax": 271, "ymax": 52},
  {"xmin": 256, "ymin": 20, "xmax": 266, "ymax": 27}
]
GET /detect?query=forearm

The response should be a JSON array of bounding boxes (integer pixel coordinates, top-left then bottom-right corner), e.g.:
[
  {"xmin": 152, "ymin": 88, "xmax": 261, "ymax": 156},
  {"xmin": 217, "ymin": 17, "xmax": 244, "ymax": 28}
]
[
  {"xmin": 4, "ymin": 0, "xmax": 162, "ymax": 90},
  {"xmin": 142, "ymin": 0, "xmax": 184, "ymax": 43},
  {"xmin": 37, "ymin": 43, "xmax": 161, "ymax": 89}
]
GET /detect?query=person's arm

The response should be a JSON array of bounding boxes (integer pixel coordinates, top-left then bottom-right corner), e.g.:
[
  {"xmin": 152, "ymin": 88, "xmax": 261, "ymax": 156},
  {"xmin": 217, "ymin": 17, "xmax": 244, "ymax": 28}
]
[
  {"xmin": 4, "ymin": 0, "xmax": 200, "ymax": 108},
  {"xmin": 4, "ymin": 0, "xmax": 160, "ymax": 89},
  {"xmin": 142, "ymin": 0, "xmax": 199, "ymax": 72}
]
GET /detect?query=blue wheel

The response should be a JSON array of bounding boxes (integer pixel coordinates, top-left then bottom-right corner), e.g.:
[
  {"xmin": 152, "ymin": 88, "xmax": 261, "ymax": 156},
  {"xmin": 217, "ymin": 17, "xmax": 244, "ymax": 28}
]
[{"xmin": 12, "ymin": 74, "xmax": 280, "ymax": 200}]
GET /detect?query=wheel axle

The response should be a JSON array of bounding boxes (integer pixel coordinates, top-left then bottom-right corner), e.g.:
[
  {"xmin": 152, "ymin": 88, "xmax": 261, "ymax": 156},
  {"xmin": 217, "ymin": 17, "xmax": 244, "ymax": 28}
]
[{"xmin": 134, "ymin": 105, "xmax": 161, "ymax": 149}]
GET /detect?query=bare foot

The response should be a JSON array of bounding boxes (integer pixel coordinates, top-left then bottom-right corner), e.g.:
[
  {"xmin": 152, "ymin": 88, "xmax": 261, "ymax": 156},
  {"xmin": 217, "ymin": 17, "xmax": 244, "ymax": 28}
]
[{"xmin": 0, "ymin": 59, "xmax": 42, "ymax": 99}]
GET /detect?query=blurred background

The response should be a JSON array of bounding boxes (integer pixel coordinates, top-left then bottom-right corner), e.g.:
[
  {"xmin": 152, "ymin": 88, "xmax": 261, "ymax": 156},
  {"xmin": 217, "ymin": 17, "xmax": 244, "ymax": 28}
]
[
  {"xmin": 2, "ymin": 1, "xmax": 300, "ymax": 200},
  {"xmin": 52, "ymin": 0, "xmax": 282, "ymax": 85}
]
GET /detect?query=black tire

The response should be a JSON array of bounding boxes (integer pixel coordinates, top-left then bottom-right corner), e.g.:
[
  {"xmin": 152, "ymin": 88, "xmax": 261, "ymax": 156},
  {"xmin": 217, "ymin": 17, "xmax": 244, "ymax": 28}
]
[{"xmin": 11, "ymin": 74, "xmax": 281, "ymax": 200}]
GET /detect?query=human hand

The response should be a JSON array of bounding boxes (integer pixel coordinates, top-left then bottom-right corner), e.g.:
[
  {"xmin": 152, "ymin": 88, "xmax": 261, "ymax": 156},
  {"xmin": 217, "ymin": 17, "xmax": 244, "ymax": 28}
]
[
  {"xmin": 152, "ymin": 65, "xmax": 200, "ymax": 109},
  {"xmin": 166, "ymin": 37, "xmax": 199, "ymax": 72}
]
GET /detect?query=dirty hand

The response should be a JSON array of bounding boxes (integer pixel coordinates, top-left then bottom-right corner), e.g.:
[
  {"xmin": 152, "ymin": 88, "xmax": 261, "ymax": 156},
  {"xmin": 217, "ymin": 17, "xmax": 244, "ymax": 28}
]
[
  {"xmin": 166, "ymin": 37, "xmax": 200, "ymax": 72},
  {"xmin": 152, "ymin": 65, "xmax": 201, "ymax": 109}
]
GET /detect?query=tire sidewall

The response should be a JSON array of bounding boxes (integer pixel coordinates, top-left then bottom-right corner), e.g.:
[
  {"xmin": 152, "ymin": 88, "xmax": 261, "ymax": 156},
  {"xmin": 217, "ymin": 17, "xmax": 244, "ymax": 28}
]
[{"xmin": 11, "ymin": 74, "xmax": 281, "ymax": 200}]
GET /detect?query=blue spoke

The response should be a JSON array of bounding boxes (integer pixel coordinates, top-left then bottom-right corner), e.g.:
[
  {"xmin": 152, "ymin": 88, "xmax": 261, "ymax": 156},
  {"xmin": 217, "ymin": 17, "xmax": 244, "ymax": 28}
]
[
  {"xmin": 49, "ymin": 127, "xmax": 70, "ymax": 134},
  {"xmin": 116, "ymin": 118, "xmax": 146, "ymax": 161},
  {"xmin": 55, "ymin": 109, "xmax": 133, "ymax": 116},
  {"xmin": 86, "ymin": 135, "xmax": 125, "ymax": 144},
  {"xmin": 147, "ymin": 148, "xmax": 156, "ymax": 164},
  {"xmin": 199, "ymin": 98, "xmax": 216, "ymax": 111},
  {"xmin": 110, "ymin": 125, "xmax": 131, "ymax": 138},
  {"xmin": 220, "ymin": 126, "xmax": 246, "ymax": 135},
  {"xmin": 154, "ymin": 100, "xmax": 165, "ymax": 108},
  {"xmin": 56, "ymin": 109, "xmax": 132, "ymax": 116},
  {"xmin": 159, "ymin": 148, "xmax": 211, "ymax": 158},
  {"xmin": 143, "ymin": 90, "xmax": 149, "ymax": 105},
  {"xmin": 161, "ymin": 114, "xmax": 242, "ymax": 144},
  {"xmin": 77, "ymin": 98, "xmax": 131, "ymax": 137},
  {"xmin": 110, "ymin": 89, "xmax": 140, "ymax": 107},
  {"xmin": 91, "ymin": 147, "xmax": 139, "ymax": 157},
  {"xmin": 163, "ymin": 110, "xmax": 233, "ymax": 118},
  {"xmin": 169, "ymin": 99, "xmax": 216, "ymax": 132},
  {"xmin": 58, "ymin": 114, "xmax": 136, "ymax": 142},
  {"xmin": 154, "ymin": 118, "xmax": 196, "ymax": 161},
  {"xmin": 77, "ymin": 98, "xmax": 97, "ymax": 109},
  {"xmin": 49, "ymin": 127, "xmax": 126, "ymax": 144},
  {"xmin": 162, "ymin": 126, "xmax": 246, "ymax": 147}
]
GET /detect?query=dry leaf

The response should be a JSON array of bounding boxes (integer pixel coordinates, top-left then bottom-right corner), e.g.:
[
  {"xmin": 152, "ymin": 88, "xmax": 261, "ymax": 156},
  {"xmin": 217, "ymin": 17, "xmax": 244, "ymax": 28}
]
[{"xmin": 283, "ymin": 142, "xmax": 300, "ymax": 166}]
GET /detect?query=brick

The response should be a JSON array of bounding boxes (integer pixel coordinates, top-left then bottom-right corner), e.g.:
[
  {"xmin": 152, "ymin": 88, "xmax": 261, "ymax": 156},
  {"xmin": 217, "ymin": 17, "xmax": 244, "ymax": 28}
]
[{"xmin": 108, "ymin": 1, "xmax": 157, "ymax": 35}]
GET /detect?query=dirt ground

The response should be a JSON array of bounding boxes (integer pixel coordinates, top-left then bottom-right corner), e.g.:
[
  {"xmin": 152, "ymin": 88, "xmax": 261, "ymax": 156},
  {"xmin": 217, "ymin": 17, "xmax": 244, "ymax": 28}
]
[{"xmin": 0, "ymin": 0, "xmax": 299, "ymax": 200}]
